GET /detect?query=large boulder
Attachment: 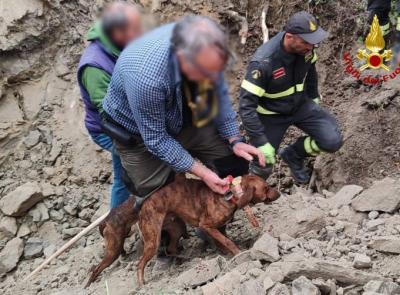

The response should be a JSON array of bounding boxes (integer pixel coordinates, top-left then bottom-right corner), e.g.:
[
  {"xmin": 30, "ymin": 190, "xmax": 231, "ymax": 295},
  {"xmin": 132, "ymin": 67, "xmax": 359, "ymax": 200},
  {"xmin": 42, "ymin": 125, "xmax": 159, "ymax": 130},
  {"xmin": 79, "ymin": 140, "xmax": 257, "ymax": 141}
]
[
  {"xmin": 0, "ymin": 182, "xmax": 44, "ymax": 216},
  {"xmin": 351, "ymin": 178, "xmax": 400, "ymax": 213},
  {"xmin": 0, "ymin": 237, "xmax": 24, "ymax": 274}
]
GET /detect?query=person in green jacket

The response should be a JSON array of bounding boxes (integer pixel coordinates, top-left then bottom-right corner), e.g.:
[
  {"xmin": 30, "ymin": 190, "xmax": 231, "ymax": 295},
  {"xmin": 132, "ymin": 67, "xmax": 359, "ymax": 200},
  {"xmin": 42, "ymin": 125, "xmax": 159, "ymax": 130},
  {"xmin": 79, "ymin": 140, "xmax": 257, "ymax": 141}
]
[{"xmin": 77, "ymin": 1, "xmax": 142, "ymax": 208}]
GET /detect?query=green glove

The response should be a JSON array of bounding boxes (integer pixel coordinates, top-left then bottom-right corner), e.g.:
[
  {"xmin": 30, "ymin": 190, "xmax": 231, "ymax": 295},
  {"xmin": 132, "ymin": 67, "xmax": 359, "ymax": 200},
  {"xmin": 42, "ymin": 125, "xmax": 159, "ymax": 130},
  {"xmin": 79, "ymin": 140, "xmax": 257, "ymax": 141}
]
[
  {"xmin": 313, "ymin": 97, "xmax": 321, "ymax": 104},
  {"xmin": 258, "ymin": 143, "xmax": 276, "ymax": 165}
]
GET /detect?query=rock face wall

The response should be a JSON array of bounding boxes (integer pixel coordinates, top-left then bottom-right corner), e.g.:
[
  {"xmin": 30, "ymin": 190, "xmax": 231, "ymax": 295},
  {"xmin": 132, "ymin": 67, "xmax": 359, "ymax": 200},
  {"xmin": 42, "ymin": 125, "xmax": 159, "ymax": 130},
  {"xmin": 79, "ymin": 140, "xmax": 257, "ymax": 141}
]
[{"xmin": 1, "ymin": 0, "xmax": 400, "ymax": 294}]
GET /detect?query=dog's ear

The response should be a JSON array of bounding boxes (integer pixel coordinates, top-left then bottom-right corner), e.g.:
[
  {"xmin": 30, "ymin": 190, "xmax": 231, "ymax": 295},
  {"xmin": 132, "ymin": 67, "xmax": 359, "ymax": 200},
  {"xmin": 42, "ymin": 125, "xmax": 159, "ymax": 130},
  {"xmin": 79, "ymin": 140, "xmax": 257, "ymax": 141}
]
[{"xmin": 245, "ymin": 186, "xmax": 256, "ymax": 199}]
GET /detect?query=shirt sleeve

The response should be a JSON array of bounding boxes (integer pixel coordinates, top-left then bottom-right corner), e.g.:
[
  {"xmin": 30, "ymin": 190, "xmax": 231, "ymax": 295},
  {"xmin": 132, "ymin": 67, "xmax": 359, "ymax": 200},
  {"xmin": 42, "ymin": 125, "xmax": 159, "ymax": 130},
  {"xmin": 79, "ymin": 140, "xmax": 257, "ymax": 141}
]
[
  {"xmin": 81, "ymin": 66, "xmax": 111, "ymax": 112},
  {"xmin": 239, "ymin": 61, "xmax": 271, "ymax": 147},
  {"xmin": 214, "ymin": 74, "xmax": 241, "ymax": 140},
  {"xmin": 305, "ymin": 52, "xmax": 320, "ymax": 103},
  {"xmin": 123, "ymin": 72, "xmax": 195, "ymax": 172}
]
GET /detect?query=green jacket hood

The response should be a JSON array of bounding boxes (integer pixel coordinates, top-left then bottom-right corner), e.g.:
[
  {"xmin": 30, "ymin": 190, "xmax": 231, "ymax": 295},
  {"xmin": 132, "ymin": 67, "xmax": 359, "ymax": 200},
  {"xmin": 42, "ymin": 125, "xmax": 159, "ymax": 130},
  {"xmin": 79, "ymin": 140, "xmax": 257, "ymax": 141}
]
[{"xmin": 87, "ymin": 21, "xmax": 120, "ymax": 57}]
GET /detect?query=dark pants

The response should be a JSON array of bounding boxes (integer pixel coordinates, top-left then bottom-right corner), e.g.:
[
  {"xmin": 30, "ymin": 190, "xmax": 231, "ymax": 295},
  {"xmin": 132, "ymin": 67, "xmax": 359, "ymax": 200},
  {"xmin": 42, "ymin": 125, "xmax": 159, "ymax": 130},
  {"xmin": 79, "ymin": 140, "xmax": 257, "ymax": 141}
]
[
  {"xmin": 368, "ymin": 0, "xmax": 392, "ymax": 25},
  {"xmin": 367, "ymin": 0, "xmax": 400, "ymax": 40},
  {"xmin": 259, "ymin": 101, "xmax": 343, "ymax": 157},
  {"xmin": 114, "ymin": 124, "xmax": 248, "ymax": 198}
]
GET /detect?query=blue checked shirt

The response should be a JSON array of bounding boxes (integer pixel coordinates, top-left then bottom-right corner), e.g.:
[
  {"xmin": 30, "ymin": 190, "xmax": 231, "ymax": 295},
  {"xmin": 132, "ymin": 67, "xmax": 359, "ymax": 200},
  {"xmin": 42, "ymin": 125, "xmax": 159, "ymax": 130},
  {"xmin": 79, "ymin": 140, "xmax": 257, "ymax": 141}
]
[{"xmin": 103, "ymin": 23, "xmax": 240, "ymax": 172}]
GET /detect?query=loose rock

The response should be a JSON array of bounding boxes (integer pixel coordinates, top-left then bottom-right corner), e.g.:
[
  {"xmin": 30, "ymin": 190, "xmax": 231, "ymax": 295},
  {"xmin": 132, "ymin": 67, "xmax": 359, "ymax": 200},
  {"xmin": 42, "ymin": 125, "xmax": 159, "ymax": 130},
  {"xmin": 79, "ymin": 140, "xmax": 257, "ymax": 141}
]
[
  {"xmin": 369, "ymin": 236, "xmax": 400, "ymax": 254},
  {"xmin": 268, "ymin": 282, "xmax": 291, "ymax": 295},
  {"xmin": 0, "ymin": 216, "xmax": 18, "ymax": 239},
  {"xmin": 292, "ymin": 276, "xmax": 321, "ymax": 295},
  {"xmin": 250, "ymin": 232, "xmax": 280, "ymax": 262},
  {"xmin": 24, "ymin": 130, "xmax": 41, "ymax": 148},
  {"xmin": 363, "ymin": 280, "xmax": 400, "ymax": 294},
  {"xmin": 176, "ymin": 256, "xmax": 224, "ymax": 287},
  {"xmin": 0, "ymin": 182, "xmax": 43, "ymax": 216},
  {"xmin": 353, "ymin": 253, "xmax": 372, "ymax": 269},
  {"xmin": 328, "ymin": 185, "xmax": 363, "ymax": 209},
  {"xmin": 0, "ymin": 237, "xmax": 24, "ymax": 274},
  {"xmin": 352, "ymin": 178, "xmax": 400, "ymax": 213},
  {"xmin": 24, "ymin": 237, "xmax": 43, "ymax": 259}
]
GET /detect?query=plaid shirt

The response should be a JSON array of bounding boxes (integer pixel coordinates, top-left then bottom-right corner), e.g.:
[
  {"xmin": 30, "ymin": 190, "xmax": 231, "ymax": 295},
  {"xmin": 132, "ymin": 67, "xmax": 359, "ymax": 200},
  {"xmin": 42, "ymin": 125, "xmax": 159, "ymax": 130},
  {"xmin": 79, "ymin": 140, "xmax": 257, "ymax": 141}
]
[{"xmin": 103, "ymin": 23, "xmax": 240, "ymax": 172}]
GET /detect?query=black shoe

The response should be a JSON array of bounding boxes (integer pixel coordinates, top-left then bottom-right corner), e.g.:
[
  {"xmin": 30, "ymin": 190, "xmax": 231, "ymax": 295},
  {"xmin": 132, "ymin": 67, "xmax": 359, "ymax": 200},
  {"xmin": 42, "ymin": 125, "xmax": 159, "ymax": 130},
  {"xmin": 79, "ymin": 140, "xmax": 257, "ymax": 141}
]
[{"xmin": 278, "ymin": 146, "xmax": 310, "ymax": 184}]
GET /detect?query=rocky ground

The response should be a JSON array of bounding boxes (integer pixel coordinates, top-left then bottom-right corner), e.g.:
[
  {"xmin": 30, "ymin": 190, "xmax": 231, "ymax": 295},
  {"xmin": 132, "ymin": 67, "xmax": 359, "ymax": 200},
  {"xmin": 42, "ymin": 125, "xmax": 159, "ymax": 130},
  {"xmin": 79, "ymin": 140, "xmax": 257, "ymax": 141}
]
[{"xmin": 1, "ymin": 0, "xmax": 400, "ymax": 294}]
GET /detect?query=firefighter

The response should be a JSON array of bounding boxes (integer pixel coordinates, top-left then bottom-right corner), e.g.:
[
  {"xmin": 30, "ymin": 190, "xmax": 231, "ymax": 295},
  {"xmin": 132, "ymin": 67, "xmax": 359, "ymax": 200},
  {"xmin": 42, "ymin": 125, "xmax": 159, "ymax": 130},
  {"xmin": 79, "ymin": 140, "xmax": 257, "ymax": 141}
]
[
  {"xmin": 367, "ymin": 0, "xmax": 400, "ymax": 64},
  {"xmin": 239, "ymin": 11, "xmax": 343, "ymax": 184}
]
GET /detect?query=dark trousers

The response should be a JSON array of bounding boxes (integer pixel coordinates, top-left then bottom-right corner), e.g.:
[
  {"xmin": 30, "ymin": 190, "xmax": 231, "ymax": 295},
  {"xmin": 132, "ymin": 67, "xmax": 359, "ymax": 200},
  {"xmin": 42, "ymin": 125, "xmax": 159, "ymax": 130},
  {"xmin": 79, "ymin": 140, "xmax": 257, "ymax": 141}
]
[
  {"xmin": 259, "ymin": 101, "xmax": 343, "ymax": 157},
  {"xmin": 368, "ymin": 0, "xmax": 400, "ymax": 40},
  {"xmin": 115, "ymin": 124, "xmax": 248, "ymax": 198},
  {"xmin": 368, "ymin": 0, "xmax": 392, "ymax": 25}
]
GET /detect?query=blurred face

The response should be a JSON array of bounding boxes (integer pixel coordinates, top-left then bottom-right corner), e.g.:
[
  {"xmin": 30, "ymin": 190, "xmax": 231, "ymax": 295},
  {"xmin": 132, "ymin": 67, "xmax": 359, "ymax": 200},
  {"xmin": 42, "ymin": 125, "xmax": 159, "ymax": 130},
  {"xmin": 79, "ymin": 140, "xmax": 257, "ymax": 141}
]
[
  {"xmin": 284, "ymin": 33, "xmax": 314, "ymax": 55},
  {"xmin": 112, "ymin": 9, "xmax": 142, "ymax": 49},
  {"xmin": 177, "ymin": 45, "xmax": 227, "ymax": 82}
]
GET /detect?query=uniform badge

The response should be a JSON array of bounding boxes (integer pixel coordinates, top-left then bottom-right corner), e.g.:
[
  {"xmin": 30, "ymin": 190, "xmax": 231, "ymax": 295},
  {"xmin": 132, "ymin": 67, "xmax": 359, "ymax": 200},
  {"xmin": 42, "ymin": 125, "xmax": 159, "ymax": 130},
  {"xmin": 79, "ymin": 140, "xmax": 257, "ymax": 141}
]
[
  {"xmin": 309, "ymin": 20, "xmax": 316, "ymax": 31},
  {"xmin": 272, "ymin": 67, "xmax": 286, "ymax": 79},
  {"xmin": 251, "ymin": 69, "xmax": 261, "ymax": 80},
  {"xmin": 357, "ymin": 15, "xmax": 392, "ymax": 71}
]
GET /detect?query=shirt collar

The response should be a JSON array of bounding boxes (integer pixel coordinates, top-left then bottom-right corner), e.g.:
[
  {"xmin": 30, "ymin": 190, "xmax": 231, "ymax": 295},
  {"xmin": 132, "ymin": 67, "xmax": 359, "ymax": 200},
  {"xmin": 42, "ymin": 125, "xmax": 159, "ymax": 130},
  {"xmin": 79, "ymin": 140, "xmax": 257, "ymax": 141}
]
[
  {"xmin": 278, "ymin": 32, "xmax": 296, "ymax": 65},
  {"xmin": 171, "ymin": 51, "xmax": 182, "ymax": 85}
]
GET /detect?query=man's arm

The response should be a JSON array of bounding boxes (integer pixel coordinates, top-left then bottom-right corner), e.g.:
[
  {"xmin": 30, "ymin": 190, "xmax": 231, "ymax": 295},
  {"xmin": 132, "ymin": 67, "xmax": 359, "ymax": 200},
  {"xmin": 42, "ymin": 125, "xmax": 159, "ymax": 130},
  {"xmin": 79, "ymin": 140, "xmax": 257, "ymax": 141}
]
[
  {"xmin": 239, "ymin": 61, "xmax": 271, "ymax": 147},
  {"xmin": 81, "ymin": 66, "xmax": 111, "ymax": 112},
  {"xmin": 305, "ymin": 52, "xmax": 320, "ymax": 104}
]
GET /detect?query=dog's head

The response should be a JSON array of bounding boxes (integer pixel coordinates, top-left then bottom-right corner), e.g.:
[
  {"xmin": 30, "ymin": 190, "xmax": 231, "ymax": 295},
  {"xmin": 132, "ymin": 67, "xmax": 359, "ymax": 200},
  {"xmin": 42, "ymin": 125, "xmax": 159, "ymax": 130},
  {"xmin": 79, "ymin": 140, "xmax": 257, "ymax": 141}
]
[{"xmin": 241, "ymin": 175, "xmax": 280, "ymax": 204}]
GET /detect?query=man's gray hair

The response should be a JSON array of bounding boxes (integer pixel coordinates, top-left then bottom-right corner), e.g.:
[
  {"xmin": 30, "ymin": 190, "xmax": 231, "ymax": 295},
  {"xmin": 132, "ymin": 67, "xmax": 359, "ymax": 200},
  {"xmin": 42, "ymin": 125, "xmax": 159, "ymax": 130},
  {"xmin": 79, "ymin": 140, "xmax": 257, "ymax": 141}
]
[
  {"xmin": 102, "ymin": 1, "xmax": 140, "ymax": 37},
  {"xmin": 171, "ymin": 15, "xmax": 231, "ymax": 61}
]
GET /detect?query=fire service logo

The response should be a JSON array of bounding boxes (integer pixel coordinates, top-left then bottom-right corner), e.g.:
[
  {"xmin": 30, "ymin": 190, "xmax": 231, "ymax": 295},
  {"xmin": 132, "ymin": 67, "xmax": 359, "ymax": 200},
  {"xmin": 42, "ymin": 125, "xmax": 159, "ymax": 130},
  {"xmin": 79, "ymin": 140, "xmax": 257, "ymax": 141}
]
[{"xmin": 343, "ymin": 15, "xmax": 400, "ymax": 85}]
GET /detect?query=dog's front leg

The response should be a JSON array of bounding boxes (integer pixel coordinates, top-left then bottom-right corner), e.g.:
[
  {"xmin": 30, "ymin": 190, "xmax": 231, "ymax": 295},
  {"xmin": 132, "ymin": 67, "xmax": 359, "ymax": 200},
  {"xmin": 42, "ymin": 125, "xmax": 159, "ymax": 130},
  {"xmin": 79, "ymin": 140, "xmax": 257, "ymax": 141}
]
[{"xmin": 199, "ymin": 226, "xmax": 240, "ymax": 255}]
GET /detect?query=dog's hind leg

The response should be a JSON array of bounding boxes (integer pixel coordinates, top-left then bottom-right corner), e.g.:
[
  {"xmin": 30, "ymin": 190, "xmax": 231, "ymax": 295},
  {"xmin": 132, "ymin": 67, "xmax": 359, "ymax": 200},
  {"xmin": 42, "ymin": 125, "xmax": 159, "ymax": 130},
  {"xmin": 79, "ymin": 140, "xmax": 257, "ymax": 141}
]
[
  {"xmin": 163, "ymin": 214, "xmax": 187, "ymax": 256},
  {"xmin": 85, "ymin": 226, "xmax": 124, "ymax": 288},
  {"xmin": 200, "ymin": 226, "xmax": 240, "ymax": 256},
  {"xmin": 137, "ymin": 211, "xmax": 165, "ymax": 287}
]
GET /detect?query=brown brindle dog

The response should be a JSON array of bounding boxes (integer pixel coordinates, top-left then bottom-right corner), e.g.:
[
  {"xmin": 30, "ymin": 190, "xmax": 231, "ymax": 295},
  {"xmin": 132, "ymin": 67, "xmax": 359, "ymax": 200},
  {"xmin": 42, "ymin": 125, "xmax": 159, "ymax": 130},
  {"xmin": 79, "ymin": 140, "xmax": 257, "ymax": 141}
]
[
  {"xmin": 86, "ymin": 174, "xmax": 279, "ymax": 287},
  {"xmin": 85, "ymin": 199, "xmax": 187, "ymax": 287}
]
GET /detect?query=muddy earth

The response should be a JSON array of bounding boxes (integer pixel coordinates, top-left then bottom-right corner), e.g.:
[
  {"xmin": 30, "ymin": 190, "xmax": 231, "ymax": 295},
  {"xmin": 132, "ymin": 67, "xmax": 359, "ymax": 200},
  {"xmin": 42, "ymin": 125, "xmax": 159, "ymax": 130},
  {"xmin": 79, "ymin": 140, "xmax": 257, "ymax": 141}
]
[{"xmin": 1, "ymin": 0, "xmax": 400, "ymax": 294}]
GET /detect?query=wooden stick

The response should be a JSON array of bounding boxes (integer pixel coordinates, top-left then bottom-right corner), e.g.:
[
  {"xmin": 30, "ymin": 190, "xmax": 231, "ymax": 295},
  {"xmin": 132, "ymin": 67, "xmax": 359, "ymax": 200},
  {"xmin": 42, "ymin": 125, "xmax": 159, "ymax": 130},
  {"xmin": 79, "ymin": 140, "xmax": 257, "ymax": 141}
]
[
  {"xmin": 25, "ymin": 210, "xmax": 110, "ymax": 280},
  {"xmin": 261, "ymin": 6, "xmax": 269, "ymax": 43}
]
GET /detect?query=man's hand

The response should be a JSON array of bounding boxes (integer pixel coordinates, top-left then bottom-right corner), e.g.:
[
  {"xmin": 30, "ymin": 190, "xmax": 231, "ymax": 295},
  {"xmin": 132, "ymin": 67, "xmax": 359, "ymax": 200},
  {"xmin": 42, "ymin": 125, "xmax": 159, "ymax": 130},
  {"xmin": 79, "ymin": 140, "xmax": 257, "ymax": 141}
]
[
  {"xmin": 232, "ymin": 142, "xmax": 266, "ymax": 167},
  {"xmin": 258, "ymin": 143, "xmax": 276, "ymax": 165},
  {"xmin": 190, "ymin": 161, "xmax": 229, "ymax": 194}
]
